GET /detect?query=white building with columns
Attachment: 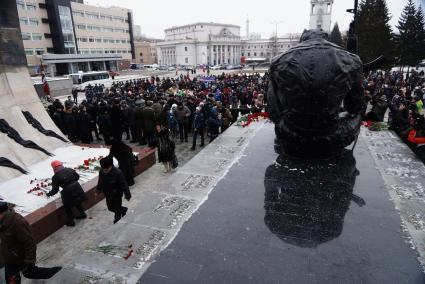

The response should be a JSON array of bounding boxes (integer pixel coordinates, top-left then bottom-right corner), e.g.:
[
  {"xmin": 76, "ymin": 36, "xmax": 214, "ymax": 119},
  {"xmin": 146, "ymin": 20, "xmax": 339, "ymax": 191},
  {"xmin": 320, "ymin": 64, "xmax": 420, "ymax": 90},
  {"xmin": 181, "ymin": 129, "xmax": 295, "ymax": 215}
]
[{"xmin": 156, "ymin": 22, "xmax": 241, "ymax": 66}]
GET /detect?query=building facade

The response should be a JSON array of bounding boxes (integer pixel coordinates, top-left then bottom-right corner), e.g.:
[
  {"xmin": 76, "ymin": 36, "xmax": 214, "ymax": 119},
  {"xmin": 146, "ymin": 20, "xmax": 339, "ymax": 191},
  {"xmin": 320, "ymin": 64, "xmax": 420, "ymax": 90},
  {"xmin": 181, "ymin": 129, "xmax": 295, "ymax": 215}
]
[
  {"xmin": 156, "ymin": 23, "xmax": 241, "ymax": 66},
  {"xmin": 241, "ymin": 34, "xmax": 300, "ymax": 63},
  {"xmin": 309, "ymin": 0, "xmax": 333, "ymax": 32},
  {"xmin": 134, "ymin": 40, "xmax": 159, "ymax": 65},
  {"xmin": 16, "ymin": 0, "xmax": 135, "ymax": 75}
]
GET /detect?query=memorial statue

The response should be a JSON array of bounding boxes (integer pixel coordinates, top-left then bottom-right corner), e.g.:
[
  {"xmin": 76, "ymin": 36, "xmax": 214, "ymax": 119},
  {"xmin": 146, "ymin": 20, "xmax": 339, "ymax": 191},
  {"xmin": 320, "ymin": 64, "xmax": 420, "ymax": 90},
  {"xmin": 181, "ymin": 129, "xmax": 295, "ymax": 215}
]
[{"xmin": 267, "ymin": 30, "xmax": 366, "ymax": 158}]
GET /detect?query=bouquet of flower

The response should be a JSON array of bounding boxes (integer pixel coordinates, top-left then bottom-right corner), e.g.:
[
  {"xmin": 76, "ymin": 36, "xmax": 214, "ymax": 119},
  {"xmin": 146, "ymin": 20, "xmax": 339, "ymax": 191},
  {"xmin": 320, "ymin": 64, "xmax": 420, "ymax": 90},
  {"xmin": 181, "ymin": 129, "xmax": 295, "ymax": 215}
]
[{"xmin": 236, "ymin": 112, "xmax": 269, "ymax": 127}]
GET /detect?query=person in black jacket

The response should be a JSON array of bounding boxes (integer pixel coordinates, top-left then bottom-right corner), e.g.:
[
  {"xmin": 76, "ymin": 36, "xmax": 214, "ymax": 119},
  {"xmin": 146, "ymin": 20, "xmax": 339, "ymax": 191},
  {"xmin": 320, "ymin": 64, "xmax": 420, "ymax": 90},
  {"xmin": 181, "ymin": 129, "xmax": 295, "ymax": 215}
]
[
  {"xmin": 47, "ymin": 160, "xmax": 87, "ymax": 227},
  {"xmin": 97, "ymin": 105, "xmax": 113, "ymax": 145},
  {"xmin": 108, "ymin": 139, "xmax": 135, "ymax": 186},
  {"xmin": 63, "ymin": 107, "xmax": 78, "ymax": 142},
  {"xmin": 97, "ymin": 157, "xmax": 131, "ymax": 224},
  {"xmin": 156, "ymin": 125, "xmax": 175, "ymax": 173},
  {"xmin": 110, "ymin": 98, "xmax": 124, "ymax": 141},
  {"xmin": 76, "ymin": 105, "xmax": 93, "ymax": 144}
]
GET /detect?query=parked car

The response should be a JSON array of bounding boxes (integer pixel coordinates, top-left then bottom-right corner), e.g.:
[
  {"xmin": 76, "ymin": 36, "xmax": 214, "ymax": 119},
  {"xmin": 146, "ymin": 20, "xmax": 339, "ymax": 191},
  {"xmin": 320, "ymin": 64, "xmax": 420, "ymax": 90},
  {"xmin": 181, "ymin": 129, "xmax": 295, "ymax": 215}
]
[
  {"xmin": 168, "ymin": 66, "xmax": 176, "ymax": 71},
  {"xmin": 210, "ymin": 65, "xmax": 222, "ymax": 70}
]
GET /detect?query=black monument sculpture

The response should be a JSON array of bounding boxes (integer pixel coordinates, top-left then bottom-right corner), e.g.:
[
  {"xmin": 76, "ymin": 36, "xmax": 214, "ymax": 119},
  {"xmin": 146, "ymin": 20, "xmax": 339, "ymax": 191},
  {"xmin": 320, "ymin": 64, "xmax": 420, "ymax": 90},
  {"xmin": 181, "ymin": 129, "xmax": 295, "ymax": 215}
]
[{"xmin": 267, "ymin": 29, "xmax": 366, "ymax": 158}]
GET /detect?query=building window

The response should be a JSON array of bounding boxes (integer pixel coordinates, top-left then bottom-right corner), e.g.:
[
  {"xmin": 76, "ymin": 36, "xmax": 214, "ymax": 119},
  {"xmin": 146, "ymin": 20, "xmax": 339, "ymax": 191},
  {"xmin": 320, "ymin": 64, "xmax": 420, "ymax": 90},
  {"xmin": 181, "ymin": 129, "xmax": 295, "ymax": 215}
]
[
  {"xmin": 24, "ymin": 48, "xmax": 34, "ymax": 55},
  {"xmin": 260, "ymin": 52, "xmax": 264, "ymax": 56},
  {"xmin": 185, "ymin": 57, "xmax": 188, "ymax": 63},
  {"xmin": 89, "ymin": 37, "xmax": 95, "ymax": 43},
  {"xmin": 26, "ymin": 3, "xmax": 37, "ymax": 11},
  {"xmin": 113, "ymin": 16, "xmax": 125, "ymax": 22},
  {"xmin": 114, "ymin": 28, "xmax": 125, "ymax": 33},
  {"xmin": 20, "ymin": 17, "xmax": 29, "ymax": 26},
  {"xmin": 78, "ymin": 37, "xmax": 87, "ymax": 42},
  {"xmin": 29, "ymin": 18, "xmax": 38, "ymax": 26},
  {"xmin": 35, "ymin": 48, "xmax": 44, "ymax": 55},
  {"xmin": 100, "ymin": 14, "xmax": 113, "ymax": 21},
  {"xmin": 73, "ymin": 10, "xmax": 84, "ymax": 17},
  {"xmin": 21, "ymin": 32, "xmax": 31, "ymax": 40},
  {"xmin": 76, "ymin": 24, "xmax": 86, "ymax": 30},
  {"xmin": 103, "ymin": 27, "xmax": 114, "ymax": 32},
  {"xmin": 241, "ymin": 52, "xmax": 245, "ymax": 56},
  {"xmin": 17, "ymin": 1, "xmax": 25, "ymax": 10},
  {"xmin": 32, "ymin": 33, "xmax": 42, "ymax": 40},
  {"xmin": 254, "ymin": 52, "xmax": 257, "ymax": 56},
  {"xmin": 85, "ymin": 12, "xmax": 99, "ymax": 19},
  {"xmin": 185, "ymin": 46, "xmax": 188, "ymax": 52},
  {"xmin": 95, "ymin": 38, "xmax": 102, "ymax": 43},
  {"xmin": 140, "ymin": 53, "xmax": 143, "ymax": 56}
]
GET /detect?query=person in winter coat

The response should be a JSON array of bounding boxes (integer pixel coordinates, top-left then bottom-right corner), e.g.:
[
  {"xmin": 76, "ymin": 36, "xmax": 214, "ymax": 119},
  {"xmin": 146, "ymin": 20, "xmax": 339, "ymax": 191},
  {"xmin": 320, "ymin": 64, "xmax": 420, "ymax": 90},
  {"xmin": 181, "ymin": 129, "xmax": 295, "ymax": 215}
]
[
  {"xmin": 156, "ymin": 125, "xmax": 175, "ymax": 173},
  {"xmin": 167, "ymin": 104, "xmax": 179, "ymax": 140},
  {"xmin": 174, "ymin": 103, "xmax": 191, "ymax": 142},
  {"xmin": 108, "ymin": 139, "xmax": 135, "ymax": 186},
  {"xmin": 207, "ymin": 108, "xmax": 221, "ymax": 142},
  {"xmin": 0, "ymin": 202, "xmax": 62, "ymax": 283},
  {"xmin": 97, "ymin": 157, "xmax": 131, "ymax": 224},
  {"xmin": 97, "ymin": 106, "xmax": 113, "ymax": 145},
  {"xmin": 364, "ymin": 94, "xmax": 388, "ymax": 122},
  {"xmin": 133, "ymin": 100, "xmax": 146, "ymax": 145},
  {"xmin": 141, "ymin": 101, "xmax": 157, "ymax": 148},
  {"xmin": 63, "ymin": 107, "xmax": 78, "ymax": 142},
  {"xmin": 121, "ymin": 101, "xmax": 132, "ymax": 140},
  {"xmin": 86, "ymin": 97, "xmax": 101, "ymax": 141},
  {"xmin": 110, "ymin": 98, "xmax": 124, "ymax": 141},
  {"xmin": 76, "ymin": 105, "xmax": 93, "ymax": 144},
  {"xmin": 47, "ymin": 160, "xmax": 87, "ymax": 227},
  {"xmin": 192, "ymin": 106, "xmax": 205, "ymax": 150}
]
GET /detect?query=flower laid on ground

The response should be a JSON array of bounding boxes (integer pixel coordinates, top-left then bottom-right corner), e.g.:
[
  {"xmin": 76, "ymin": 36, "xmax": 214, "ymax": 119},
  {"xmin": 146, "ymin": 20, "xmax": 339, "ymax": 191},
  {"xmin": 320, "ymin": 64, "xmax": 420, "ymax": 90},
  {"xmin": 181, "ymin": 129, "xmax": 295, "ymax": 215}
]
[
  {"xmin": 362, "ymin": 121, "xmax": 388, "ymax": 131},
  {"xmin": 236, "ymin": 112, "xmax": 269, "ymax": 127}
]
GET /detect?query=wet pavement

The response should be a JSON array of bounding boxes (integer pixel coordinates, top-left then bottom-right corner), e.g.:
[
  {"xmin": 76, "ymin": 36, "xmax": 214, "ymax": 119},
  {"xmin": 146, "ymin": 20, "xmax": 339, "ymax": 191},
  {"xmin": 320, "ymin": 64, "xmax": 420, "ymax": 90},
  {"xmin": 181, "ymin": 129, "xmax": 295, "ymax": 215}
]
[{"xmin": 141, "ymin": 124, "xmax": 425, "ymax": 284}]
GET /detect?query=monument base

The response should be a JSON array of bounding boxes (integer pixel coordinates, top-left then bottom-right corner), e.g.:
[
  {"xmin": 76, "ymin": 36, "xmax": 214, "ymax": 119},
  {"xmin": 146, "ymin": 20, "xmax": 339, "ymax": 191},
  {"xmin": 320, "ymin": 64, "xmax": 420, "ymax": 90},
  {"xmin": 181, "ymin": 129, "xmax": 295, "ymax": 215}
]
[{"xmin": 141, "ymin": 123, "xmax": 424, "ymax": 283}]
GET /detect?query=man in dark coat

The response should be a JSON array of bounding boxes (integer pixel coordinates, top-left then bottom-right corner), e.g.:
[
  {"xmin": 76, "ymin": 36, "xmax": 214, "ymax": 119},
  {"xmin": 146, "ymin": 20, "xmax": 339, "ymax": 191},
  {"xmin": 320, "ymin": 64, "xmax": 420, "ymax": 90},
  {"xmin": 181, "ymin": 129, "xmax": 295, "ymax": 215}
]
[
  {"xmin": 109, "ymin": 140, "xmax": 135, "ymax": 186},
  {"xmin": 192, "ymin": 106, "xmax": 205, "ymax": 150},
  {"xmin": 97, "ymin": 105, "xmax": 113, "ymax": 145},
  {"xmin": 63, "ymin": 107, "xmax": 78, "ymax": 142},
  {"xmin": 76, "ymin": 105, "xmax": 93, "ymax": 144},
  {"xmin": 0, "ymin": 202, "xmax": 62, "ymax": 283},
  {"xmin": 47, "ymin": 160, "xmax": 87, "ymax": 226},
  {"xmin": 141, "ymin": 101, "xmax": 157, "ymax": 148},
  {"xmin": 110, "ymin": 98, "xmax": 124, "ymax": 141},
  {"xmin": 97, "ymin": 157, "xmax": 131, "ymax": 224},
  {"xmin": 133, "ymin": 100, "xmax": 146, "ymax": 145}
]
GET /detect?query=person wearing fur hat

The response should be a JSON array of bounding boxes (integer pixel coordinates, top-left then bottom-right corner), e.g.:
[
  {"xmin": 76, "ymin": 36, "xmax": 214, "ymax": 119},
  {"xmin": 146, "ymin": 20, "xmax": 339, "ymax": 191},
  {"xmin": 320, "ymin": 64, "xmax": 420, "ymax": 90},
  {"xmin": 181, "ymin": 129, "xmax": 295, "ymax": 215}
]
[
  {"xmin": 96, "ymin": 157, "xmax": 131, "ymax": 224},
  {"xmin": 46, "ymin": 160, "xmax": 87, "ymax": 227},
  {"xmin": 0, "ymin": 202, "xmax": 62, "ymax": 283}
]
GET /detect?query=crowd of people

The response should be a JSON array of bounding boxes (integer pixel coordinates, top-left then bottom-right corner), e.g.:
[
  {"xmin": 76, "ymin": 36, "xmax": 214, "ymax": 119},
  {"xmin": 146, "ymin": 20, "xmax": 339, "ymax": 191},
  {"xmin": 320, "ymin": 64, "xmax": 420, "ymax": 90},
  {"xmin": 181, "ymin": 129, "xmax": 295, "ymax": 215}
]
[
  {"xmin": 47, "ymin": 72, "xmax": 268, "ymax": 171},
  {"xmin": 363, "ymin": 70, "xmax": 425, "ymax": 161}
]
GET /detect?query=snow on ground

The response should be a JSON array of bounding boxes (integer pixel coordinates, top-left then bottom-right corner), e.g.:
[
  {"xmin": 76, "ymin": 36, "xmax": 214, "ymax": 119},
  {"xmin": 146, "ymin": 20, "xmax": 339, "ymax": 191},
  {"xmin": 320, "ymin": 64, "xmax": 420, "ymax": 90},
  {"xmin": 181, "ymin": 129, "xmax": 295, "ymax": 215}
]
[{"xmin": 0, "ymin": 145, "xmax": 110, "ymax": 216}]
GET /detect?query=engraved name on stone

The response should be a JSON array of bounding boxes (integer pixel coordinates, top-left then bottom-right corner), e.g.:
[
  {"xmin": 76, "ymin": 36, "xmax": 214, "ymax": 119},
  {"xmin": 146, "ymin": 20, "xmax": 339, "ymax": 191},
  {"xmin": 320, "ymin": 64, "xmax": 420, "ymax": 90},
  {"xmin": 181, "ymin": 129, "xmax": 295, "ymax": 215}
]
[
  {"xmin": 133, "ymin": 230, "xmax": 167, "ymax": 269},
  {"xmin": 181, "ymin": 174, "xmax": 215, "ymax": 191}
]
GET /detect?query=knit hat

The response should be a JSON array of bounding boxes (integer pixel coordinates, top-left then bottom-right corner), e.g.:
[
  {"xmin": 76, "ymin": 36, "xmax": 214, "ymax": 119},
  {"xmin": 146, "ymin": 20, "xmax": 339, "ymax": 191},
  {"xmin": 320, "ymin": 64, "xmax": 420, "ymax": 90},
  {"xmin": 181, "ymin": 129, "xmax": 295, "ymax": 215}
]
[
  {"xmin": 51, "ymin": 160, "xmax": 63, "ymax": 170},
  {"xmin": 0, "ymin": 201, "xmax": 8, "ymax": 213}
]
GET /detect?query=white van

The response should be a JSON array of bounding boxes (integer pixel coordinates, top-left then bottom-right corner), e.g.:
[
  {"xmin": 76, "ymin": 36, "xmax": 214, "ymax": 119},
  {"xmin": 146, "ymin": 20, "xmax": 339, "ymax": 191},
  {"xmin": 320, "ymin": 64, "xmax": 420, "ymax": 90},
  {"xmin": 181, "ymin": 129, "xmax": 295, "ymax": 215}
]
[{"xmin": 68, "ymin": 71, "xmax": 110, "ymax": 90}]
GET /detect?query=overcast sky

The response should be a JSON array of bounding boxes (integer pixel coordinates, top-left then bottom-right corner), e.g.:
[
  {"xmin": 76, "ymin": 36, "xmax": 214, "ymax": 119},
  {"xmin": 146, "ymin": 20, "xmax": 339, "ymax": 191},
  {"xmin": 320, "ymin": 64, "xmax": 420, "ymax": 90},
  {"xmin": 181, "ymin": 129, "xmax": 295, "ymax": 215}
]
[{"xmin": 85, "ymin": 0, "xmax": 415, "ymax": 39}]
